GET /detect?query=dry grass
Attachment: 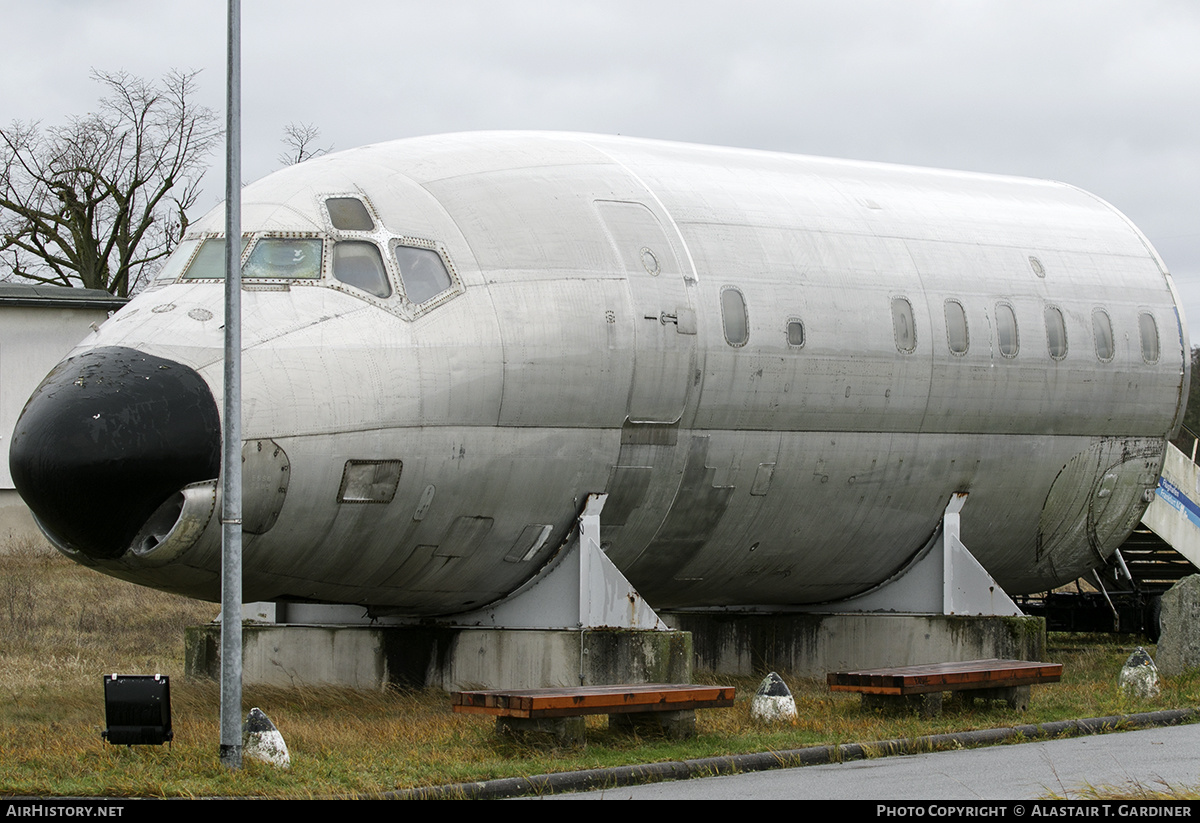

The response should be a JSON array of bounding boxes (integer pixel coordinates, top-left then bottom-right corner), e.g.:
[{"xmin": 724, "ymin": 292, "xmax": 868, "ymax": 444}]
[
  {"xmin": 2, "ymin": 545, "xmax": 1199, "ymax": 797},
  {"xmin": 1050, "ymin": 779, "xmax": 1199, "ymax": 801},
  {"xmin": 0, "ymin": 537, "xmax": 216, "ymax": 695}
]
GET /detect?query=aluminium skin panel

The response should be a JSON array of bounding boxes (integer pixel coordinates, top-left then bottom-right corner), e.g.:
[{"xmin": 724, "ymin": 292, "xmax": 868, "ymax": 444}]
[{"xmin": 10, "ymin": 132, "xmax": 1187, "ymax": 613}]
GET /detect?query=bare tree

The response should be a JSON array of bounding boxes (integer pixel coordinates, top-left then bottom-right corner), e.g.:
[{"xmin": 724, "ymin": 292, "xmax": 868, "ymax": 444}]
[
  {"xmin": 0, "ymin": 69, "xmax": 220, "ymax": 297},
  {"xmin": 278, "ymin": 122, "xmax": 330, "ymax": 166}
]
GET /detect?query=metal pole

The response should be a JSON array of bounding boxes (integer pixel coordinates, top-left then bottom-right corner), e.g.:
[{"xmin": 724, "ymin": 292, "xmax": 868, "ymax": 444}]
[{"xmin": 219, "ymin": 0, "xmax": 244, "ymax": 770}]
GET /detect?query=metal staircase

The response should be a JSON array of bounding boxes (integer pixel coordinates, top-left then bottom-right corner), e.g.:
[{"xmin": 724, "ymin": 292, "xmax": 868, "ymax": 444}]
[{"xmin": 1023, "ymin": 429, "xmax": 1200, "ymax": 639}]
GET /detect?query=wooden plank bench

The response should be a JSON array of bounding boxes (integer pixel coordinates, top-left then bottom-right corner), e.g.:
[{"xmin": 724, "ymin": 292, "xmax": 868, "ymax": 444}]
[
  {"xmin": 452, "ymin": 683, "xmax": 736, "ymax": 746},
  {"xmin": 827, "ymin": 658, "xmax": 1062, "ymax": 717}
]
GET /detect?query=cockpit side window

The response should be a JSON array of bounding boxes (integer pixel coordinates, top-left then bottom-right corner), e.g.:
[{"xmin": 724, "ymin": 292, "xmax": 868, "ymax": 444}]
[
  {"xmin": 394, "ymin": 245, "xmax": 453, "ymax": 304},
  {"xmin": 151, "ymin": 238, "xmax": 201, "ymax": 287},
  {"xmin": 333, "ymin": 241, "xmax": 391, "ymax": 298},
  {"xmin": 181, "ymin": 236, "xmax": 251, "ymax": 279}
]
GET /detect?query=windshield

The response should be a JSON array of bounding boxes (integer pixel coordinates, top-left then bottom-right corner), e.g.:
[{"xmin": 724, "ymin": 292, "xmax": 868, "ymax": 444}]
[{"xmin": 180, "ymin": 237, "xmax": 321, "ymax": 280}]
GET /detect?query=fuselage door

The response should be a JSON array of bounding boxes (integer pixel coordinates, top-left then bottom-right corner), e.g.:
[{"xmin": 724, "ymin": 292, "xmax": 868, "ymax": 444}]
[{"xmin": 595, "ymin": 200, "xmax": 695, "ymax": 424}]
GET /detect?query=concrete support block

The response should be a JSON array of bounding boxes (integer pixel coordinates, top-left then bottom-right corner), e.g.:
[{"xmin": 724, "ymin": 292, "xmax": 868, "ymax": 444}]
[
  {"xmin": 495, "ymin": 716, "xmax": 585, "ymax": 748},
  {"xmin": 185, "ymin": 624, "xmax": 691, "ymax": 690},
  {"xmin": 863, "ymin": 691, "xmax": 944, "ymax": 718},
  {"xmin": 863, "ymin": 683, "xmax": 1030, "ymax": 717},
  {"xmin": 1156, "ymin": 575, "xmax": 1200, "ymax": 677},
  {"xmin": 666, "ymin": 612, "xmax": 1045, "ymax": 679},
  {"xmin": 610, "ymin": 709, "xmax": 696, "ymax": 740}
]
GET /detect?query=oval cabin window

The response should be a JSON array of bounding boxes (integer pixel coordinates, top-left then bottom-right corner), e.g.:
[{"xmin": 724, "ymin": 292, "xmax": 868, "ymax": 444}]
[
  {"xmin": 1092, "ymin": 309, "xmax": 1114, "ymax": 362},
  {"xmin": 721, "ymin": 287, "xmax": 748, "ymax": 347},
  {"xmin": 1045, "ymin": 305, "xmax": 1067, "ymax": 360},
  {"xmin": 996, "ymin": 302, "xmax": 1019, "ymax": 358},
  {"xmin": 786, "ymin": 319, "xmax": 805, "ymax": 348},
  {"xmin": 1139, "ymin": 312, "xmax": 1160, "ymax": 364},
  {"xmin": 891, "ymin": 297, "xmax": 916, "ymax": 354},
  {"xmin": 944, "ymin": 299, "xmax": 968, "ymax": 355}
]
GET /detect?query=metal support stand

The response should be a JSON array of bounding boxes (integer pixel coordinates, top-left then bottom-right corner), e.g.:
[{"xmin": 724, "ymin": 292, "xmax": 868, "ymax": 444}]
[
  {"xmin": 453, "ymin": 493, "xmax": 667, "ymax": 630},
  {"xmin": 835, "ymin": 493, "xmax": 1022, "ymax": 616}
]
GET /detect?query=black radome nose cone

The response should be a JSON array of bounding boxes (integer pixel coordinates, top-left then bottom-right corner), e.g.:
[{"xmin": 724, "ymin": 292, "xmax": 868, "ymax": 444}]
[{"xmin": 10, "ymin": 346, "xmax": 220, "ymax": 560}]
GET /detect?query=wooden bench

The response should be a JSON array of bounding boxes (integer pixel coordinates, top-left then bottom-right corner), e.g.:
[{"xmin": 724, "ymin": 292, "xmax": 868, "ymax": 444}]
[
  {"xmin": 452, "ymin": 683, "xmax": 736, "ymax": 746},
  {"xmin": 827, "ymin": 658, "xmax": 1062, "ymax": 717}
]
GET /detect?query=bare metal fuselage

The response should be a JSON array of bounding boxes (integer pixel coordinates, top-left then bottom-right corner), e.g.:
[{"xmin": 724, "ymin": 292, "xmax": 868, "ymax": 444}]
[{"xmin": 13, "ymin": 132, "xmax": 1188, "ymax": 614}]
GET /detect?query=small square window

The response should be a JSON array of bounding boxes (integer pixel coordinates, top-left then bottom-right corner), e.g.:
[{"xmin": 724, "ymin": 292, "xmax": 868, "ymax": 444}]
[{"xmin": 337, "ymin": 460, "xmax": 402, "ymax": 504}]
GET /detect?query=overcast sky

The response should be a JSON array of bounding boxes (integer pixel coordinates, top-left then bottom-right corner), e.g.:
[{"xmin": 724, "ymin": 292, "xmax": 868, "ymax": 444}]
[{"xmin": 5, "ymin": 1, "xmax": 1199, "ymax": 325}]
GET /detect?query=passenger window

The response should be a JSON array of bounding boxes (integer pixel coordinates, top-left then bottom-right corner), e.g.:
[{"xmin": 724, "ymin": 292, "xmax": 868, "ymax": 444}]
[
  {"xmin": 786, "ymin": 319, "xmax": 805, "ymax": 348},
  {"xmin": 1139, "ymin": 312, "xmax": 1160, "ymax": 364},
  {"xmin": 1091, "ymin": 309, "xmax": 1114, "ymax": 362},
  {"xmin": 326, "ymin": 198, "xmax": 375, "ymax": 231},
  {"xmin": 333, "ymin": 241, "xmax": 391, "ymax": 298},
  {"xmin": 181, "ymin": 236, "xmax": 250, "ymax": 279},
  {"xmin": 996, "ymin": 302, "xmax": 1019, "ymax": 358},
  {"xmin": 721, "ymin": 287, "xmax": 748, "ymax": 347},
  {"xmin": 891, "ymin": 297, "xmax": 916, "ymax": 353},
  {"xmin": 1045, "ymin": 306, "xmax": 1067, "ymax": 360},
  {"xmin": 944, "ymin": 299, "xmax": 968, "ymax": 355},
  {"xmin": 394, "ymin": 245, "xmax": 452, "ymax": 304},
  {"xmin": 243, "ymin": 238, "xmax": 323, "ymax": 280}
]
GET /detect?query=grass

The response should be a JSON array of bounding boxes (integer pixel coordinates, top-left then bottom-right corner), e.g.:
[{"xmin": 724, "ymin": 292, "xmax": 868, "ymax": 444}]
[{"xmin": 2, "ymin": 541, "xmax": 1199, "ymax": 798}]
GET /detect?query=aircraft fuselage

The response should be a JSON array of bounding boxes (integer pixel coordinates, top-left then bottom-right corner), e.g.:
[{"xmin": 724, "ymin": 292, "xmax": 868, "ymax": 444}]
[{"xmin": 10, "ymin": 132, "xmax": 1188, "ymax": 615}]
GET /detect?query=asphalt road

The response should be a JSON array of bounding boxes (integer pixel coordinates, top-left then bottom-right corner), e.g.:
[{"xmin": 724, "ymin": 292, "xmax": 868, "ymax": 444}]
[{"xmin": 538, "ymin": 724, "xmax": 1200, "ymax": 800}]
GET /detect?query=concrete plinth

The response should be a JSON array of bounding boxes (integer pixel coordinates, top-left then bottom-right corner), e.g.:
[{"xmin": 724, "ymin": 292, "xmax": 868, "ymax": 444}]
[
  {"xmin": 610, "ymin": 709, "xmax": 696, "ymax": 740},
  {"xmin": 185, "ymin": 624, "xmax": 691, "ymax": 690},
  {"xmin": 1156, "ymin": 575, "xmax": 1200, "ymax": 677},
  {"xmin": 496, "ymin": 716, "xmax": 585, "ymax": 748},
  {"xmin": 664, "ymin": 612, "xmax": 1045, "ymax": 678}
]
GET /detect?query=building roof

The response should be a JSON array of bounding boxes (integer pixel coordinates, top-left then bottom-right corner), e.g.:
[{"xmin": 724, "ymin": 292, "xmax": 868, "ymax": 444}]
[{"xmin": 0, "ymin": 283, "xmax": 128, "ymax": 310}]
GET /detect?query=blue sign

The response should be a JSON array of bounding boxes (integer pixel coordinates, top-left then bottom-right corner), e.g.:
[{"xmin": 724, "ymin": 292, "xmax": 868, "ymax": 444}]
[{"xmin": 1156, "ymin": 475, "xmax": 1200, "ymax": 531}]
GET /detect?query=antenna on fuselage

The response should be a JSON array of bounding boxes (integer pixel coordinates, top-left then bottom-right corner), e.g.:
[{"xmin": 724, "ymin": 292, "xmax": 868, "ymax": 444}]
[{"xmin": 219, "ymin": 0, "xmax": 244, "ymax": 770}]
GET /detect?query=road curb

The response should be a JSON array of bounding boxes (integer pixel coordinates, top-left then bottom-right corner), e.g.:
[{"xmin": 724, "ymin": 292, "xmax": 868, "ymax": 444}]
[{"xmin": 389, "ymin": 708, "xmax": 1200, "ymax": 800}]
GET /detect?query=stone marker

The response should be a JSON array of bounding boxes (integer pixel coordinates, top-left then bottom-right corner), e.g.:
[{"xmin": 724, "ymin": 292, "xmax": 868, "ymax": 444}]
[
  {"xmin": 1156, "ymin": 574, "xmax": 1200, "ymax": 677},
  {"xmin": 243, "ymin": 707, "xmax": 290, "ymax": 768},
  {"xmin": 751, "ymin": 672, "xmax": 797, "ymax": 723},
  {"xmin": 1118, "ymin": 647, "xmax": 1160, "ymax": 699}
]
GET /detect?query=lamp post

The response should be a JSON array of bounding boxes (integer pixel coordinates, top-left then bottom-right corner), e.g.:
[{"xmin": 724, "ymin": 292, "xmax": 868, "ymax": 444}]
[{"xmin": 219, "ymin": 0, "xmax": 244, "ymax": 770}]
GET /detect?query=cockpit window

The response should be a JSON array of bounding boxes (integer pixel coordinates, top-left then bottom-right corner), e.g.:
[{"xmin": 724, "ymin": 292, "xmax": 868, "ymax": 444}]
[
  {"xmin": 167, "ymin": 227, "xmax": 460, "ymax": 317},
  {"xmin": 394, "ymin": 245, "xmax": 452, "ymax": 304},
  {"xmin": 152, "ymin": 238, "xmax": 201, "ymax": 285},
  {"xmin": 244, "ymin": 238, "xmax": 322, "ymax": 280},
  {"xmin": 181, "ymin": 236, "xmax": 250, "ymax": 279},
  {"xmin": 333, "ymin": 241, "xmax": 391, "ymax": 298},
  {"xmin": 326, "ymin": 198, "xmax": 374, "ymax": 231}
]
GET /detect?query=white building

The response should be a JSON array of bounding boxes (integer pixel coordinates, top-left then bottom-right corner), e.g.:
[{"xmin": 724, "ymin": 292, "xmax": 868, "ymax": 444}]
[{"xmin": 0, "ymin": 284, "xmax": 127, "ymax": 543}]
